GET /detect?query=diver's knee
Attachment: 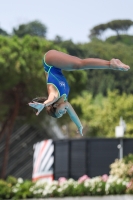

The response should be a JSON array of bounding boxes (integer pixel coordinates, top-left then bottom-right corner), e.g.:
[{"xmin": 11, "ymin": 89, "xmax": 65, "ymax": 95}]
[
  {"xmin": 72, "ymin": 59, "xmax": 83, "ymax": 70},
  {"xmin": 46, "ymin": 49, "xmax": 57, "ymax": 56},
  {"xmin": 45, "ymin": 50, "xmax": 58, "ymax": 64}
]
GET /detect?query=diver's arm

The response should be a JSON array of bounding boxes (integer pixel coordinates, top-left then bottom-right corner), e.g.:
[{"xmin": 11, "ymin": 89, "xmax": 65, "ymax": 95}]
[
  {"xmin": 65, "ymin": 102, "xmax": 83, "ymax": 136},
  {"xmin": 43, "ymin": 92, "xmax": 58, "ymax": 106}
]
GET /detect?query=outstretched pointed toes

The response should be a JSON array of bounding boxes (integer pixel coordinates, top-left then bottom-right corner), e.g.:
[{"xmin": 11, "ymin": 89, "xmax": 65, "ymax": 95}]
[{"xmin": 110, "ymin": 58, "xmax": 130, "ymax": 71}]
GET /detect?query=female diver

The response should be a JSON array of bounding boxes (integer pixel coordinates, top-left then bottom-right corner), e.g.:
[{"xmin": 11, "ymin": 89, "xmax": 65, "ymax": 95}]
[{"xmin": 28, "ymin": 50, "xmax": 130, "ymax": 136}]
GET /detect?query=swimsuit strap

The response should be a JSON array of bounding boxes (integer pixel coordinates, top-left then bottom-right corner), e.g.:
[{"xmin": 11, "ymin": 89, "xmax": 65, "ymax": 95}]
[{"xmin": 43, "ymin": 54, "xmax": 53, "ymax": 73}]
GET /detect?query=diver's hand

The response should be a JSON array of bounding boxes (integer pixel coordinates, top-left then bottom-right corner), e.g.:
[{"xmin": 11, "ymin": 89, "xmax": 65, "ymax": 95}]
[
  {"xmin": 77, "ymin": 126, "xmax": 83, "ymax": 136},
  {"xmin": 28, "ymin": 101, "xmax": 45, "ymax": 115}
]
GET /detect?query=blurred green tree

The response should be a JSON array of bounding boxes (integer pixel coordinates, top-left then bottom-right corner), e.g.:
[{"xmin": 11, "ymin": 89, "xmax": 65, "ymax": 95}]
[
  {"xmin": 0, "ymin": 28, "xmax": 8, "ymax": 36},
  {"xmin": 107, "ymin": 20, "xmax": 133, "ymax": 36},
  {"xmin": 106, "ymin": 35, "xmax": 133, "ymax": 46},
  {"xmin": 89, "ymin": 23, "xmax": 107, "ymax": 39},
  {"xmin": 13, "ymin": 20, "xmax": 47, "ymax": 38},
  {"xmin": 81, "ymin": 40, "xmax": 133, "ymax": 96},
  {"xmin": 71, "ymin": 90, "xmax": 133, "ymax": 137},
  {"xmin": 89, "ymin": 19, "xmax": 133, "ymax": 38}
]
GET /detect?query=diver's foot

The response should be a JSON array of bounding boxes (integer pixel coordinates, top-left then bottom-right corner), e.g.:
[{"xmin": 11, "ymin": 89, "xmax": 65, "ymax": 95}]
[{"xmin": 110, "ymin": 58, "xmax": 130, "ymax": 71}]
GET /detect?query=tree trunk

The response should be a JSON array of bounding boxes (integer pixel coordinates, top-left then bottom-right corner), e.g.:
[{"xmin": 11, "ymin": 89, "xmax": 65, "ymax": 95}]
[{"xmin": 1, "ymin": 87, "xmax": 20, "ymax": 179}]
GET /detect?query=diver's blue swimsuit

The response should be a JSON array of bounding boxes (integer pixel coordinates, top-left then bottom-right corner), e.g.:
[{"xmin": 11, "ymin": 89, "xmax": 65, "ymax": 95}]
[{"xmin": 43, "ymin": 57, "xmax": 70, "ymax": 100}]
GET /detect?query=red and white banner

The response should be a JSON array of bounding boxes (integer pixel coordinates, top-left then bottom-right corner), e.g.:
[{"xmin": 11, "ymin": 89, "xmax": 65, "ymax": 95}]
[{"xmin": 32, "ymin": 139, "xmax": 54, "ymax": 181}]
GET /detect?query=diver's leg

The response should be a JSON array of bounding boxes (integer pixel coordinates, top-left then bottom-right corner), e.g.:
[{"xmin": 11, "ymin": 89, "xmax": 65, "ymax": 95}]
[{"xmin": 45, "ymin": 50, "xmax": 130, "ymax": 71}]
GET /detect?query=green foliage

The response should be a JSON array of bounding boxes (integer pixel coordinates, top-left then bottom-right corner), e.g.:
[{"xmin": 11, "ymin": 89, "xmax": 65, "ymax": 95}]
[
  {"xmin": 106, "ymin": 35, "xmax": 133, "ymax": 46},
  {"xmin": 107, "ymin": 20, "xmax": 133, "ymax": 36},
  {"xmin": 30, "ymin": 177, "xmax": 107, "ymax": 197},
  {"xmin": 0, "ymin": 28, "xmax": 9, "ymax": 36},
  {"xmin": 12, "ymin": 179, "xmax": 34, "ymax": 199},
  {"xmin": 89, "ymin": 23, "xmax": 107, "ymax": 38},
  {"xmin": 89, "ymin": 19, "xmax": 133, "ymax": 38},
  {"xmin": 1, "ymin": 175, "xmax": 133, "ymax": 198},
  {"xmin": 105, "ymin": 176, "xmax": 127, "ymax": 195},
  {"xmin": 0, "ymin": 177, "xmax": 35, "ymax": 200},
  {"xmin": 13, "ymin": 20, "xmax": 47, "ymax": 38},
  {"xmin": 123, "ymin": 154, "xmax": 133, "ymax": 164},
  {"xmin": 71, "ymin": 90, "xmax": 133, "ymax": 137},
  {"xmin": 82, "ymin": 40, "xmax": 133, "ymax": 96},
  {"xmin": 6, "ymin": 176, "xmax": 17, "ymax": 186},
  {"xmin": 0, "ymin": 179, "xmax": 12, "ymax": 199}
]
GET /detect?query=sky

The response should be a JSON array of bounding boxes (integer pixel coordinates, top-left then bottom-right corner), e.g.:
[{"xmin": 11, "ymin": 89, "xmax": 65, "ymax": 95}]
[{"xmin": 0, "ymin": 0, "xmax": 133, "ymax": 43}]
